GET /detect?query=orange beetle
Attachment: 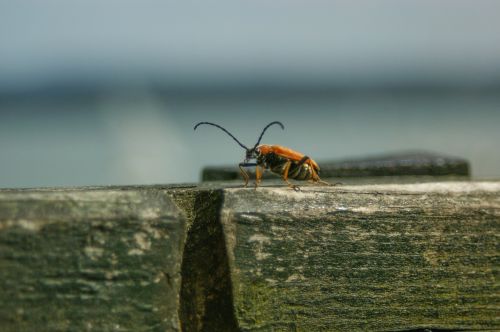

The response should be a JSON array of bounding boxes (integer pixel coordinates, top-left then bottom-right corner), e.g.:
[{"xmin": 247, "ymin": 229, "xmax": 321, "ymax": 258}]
[{"xmin": 194, "ymin": 121, "xmax": 330, "ymax": 190}]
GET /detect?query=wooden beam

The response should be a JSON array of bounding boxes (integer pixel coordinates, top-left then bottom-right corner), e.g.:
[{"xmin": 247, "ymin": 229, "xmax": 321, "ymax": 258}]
[
  {"xmin": 0, "ymin": 181, "xmax": 498, "ymax": 331},
  {"xmin": 0, "ymin": 188, "xmax": 186, "ymax": 331},
  {"xmin": 216, "ymin": 182, "xmax": 499, "ymax": 331}
]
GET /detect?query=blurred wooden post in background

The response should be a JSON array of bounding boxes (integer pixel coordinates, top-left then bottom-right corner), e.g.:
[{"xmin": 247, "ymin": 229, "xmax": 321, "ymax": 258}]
[{"xmin": 201, "ymin": 151, "xmax": 470, "ymax": 181}]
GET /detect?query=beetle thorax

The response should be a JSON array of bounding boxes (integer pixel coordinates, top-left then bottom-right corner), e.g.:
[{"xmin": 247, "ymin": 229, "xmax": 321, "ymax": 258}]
[{"xmin": 254, "ymin": 145, "xmax": 271, "ymax": 167}]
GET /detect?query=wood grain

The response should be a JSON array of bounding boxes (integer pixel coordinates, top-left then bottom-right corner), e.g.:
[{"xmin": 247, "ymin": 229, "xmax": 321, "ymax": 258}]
[
  {"xmin": 0, "ymin": 188, "xmax": 186, "ymax": 332},
  {"xmin": 220, "ymin": 182, "xmax": 500, "ymax": 331}
]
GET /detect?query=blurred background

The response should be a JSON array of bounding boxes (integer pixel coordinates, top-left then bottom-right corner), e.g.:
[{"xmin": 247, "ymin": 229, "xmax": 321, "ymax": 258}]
[{"xmin": 1, "ymin": 0, "xmax": 499, "ymax": 188}]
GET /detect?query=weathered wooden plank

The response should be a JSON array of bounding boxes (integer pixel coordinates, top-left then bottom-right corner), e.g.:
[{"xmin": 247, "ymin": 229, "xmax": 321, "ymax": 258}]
[
  {"xmin": 0, "ymin": 188, "xmax": 186, "ymax": 331},
  {"xmin": 219, "ymin": 182, "xmax": 500, "ymax": 331},
  {"xmin": 201, "ymin": 151, "xmax": 470, "ymax": 181},
  {"xmin": 1, "ymin": 181, "xmax": 498, "ymax": 331}
]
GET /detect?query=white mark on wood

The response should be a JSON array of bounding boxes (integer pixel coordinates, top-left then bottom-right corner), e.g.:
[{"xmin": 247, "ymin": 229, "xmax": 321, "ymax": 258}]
[
  {"xmin": 138, "ymin": 207, "xmax": 160, "ymax": 220},
  {"xmin": 265, "ymin": 278, "xmax": 278, "ymax": 286},
  {"xmin": 351, "ymin": 206, "xmax": 380, "ymax": 214},
  {"xmin": 154, "ymin": 272, "xmax": 163, "ymax": 283},
  {"xmin": 128, "ymin": 249, "xmax": 143, "ymax": 255},
  {"xmin": 240, "ymin": 214, "xmax": 263, "ymax": 222},
  {"xmin": 286, "ymin": 274, "xmax": 306, "ymax": 282},
  {"xmin": 143, "ymin": 223, "xmax": 163, "ymax": 239},
  {"xmin": 127, "ymin": 232, "xmax": 151, "ymax": 255},
  {"xmin": 249, "ymin": 234, "xmax": 272, "ymax": 261},
  {"xmin": 255, "ymin": 267, "xmax": 263, "ymax": 276},
  {"xmin": 18, "ymin": 219, "xmax": 42, "ymax": 231},
  {"xmin": 0, "ymin": 219, "xmax": 43, "ymax": 232},
  {"xmin": 105, "ymin": 270, "xmax": 121, "ymax": 280},
  {"xmin": 135, "ymin": 232, "xmax": 151, "ymax": 250},
  {"xmin": 84, "ymin": 246, "xmax": 104, "ymax": 260},
  {"xmin": 110, "ymin": 253, "xmax": 118, "ymax": 266},
  {"xmin": 248, "ymin": 234, "xmax": 271, "ymax": 244},
  {"xmin": 255, "ymin": 252, "xmax": 271, "ymax": 260}
]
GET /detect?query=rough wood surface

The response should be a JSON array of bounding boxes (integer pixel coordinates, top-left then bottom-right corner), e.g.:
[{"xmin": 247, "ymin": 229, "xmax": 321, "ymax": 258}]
[
  {"xmin": 0, "ymin": 188, "xmax": 186, "ymax": 332},
  {"xmin": 0, "ymin": 181, "xmax": 498, "ymax": 331},
  {"xmin": 219, "ymin": 182, "xmax": 500, "ymax": 331}
]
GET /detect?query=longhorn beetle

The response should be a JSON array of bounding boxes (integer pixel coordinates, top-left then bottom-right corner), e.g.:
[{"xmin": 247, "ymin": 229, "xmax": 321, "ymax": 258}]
[{"xmin": 194, "ymin": 121, "xmax": 330, "ymax": 190}]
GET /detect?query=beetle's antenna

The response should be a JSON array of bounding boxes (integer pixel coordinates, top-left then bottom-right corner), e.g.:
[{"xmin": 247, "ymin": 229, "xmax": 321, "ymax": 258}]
[
  {"xmin": 194, "ymin": 122, "xmax": 249, "ymax": 150},
  {"xmin": 253, "ymin": 121, "xmax": 284, "ymax": 149}
]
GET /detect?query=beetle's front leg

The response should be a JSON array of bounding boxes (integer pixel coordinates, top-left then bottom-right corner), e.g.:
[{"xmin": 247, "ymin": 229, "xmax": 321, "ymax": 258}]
[
  {"xmin": 255, "ymin": 165, "xmax": 263, "ymax": 189},
  {"xmin": 239, "ymin": 162, "xmax": 257, "ymax": 188}
]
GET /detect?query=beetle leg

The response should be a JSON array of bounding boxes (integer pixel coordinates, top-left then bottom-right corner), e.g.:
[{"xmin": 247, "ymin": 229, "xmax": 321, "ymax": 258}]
[
  {"xmin": 254, "ymin": 165, "xmax": 263, "ymax": 189},
  {"xmin": 239, "ymin": 162, "xmax": 258, "ymax": 188},
  {"xmin": 311, "ymin": 168, "xmax": 341, "ymax": 186},
  {"xmin": 239, "ymin": 163, "xmax": 250, "ymax": 187},
  {"xmin": 298, "ymin": 156, "xmax": 330, "ymax": 187},
  {"xmin": 282, "ymin": 160, "xmax": 300, "ymax": 191}
]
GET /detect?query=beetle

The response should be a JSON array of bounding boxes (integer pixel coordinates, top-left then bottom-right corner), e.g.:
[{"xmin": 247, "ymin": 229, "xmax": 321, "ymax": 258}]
[{"xmin": 194, "ymin": 121, "xmax": 330, "ymax": 190}]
